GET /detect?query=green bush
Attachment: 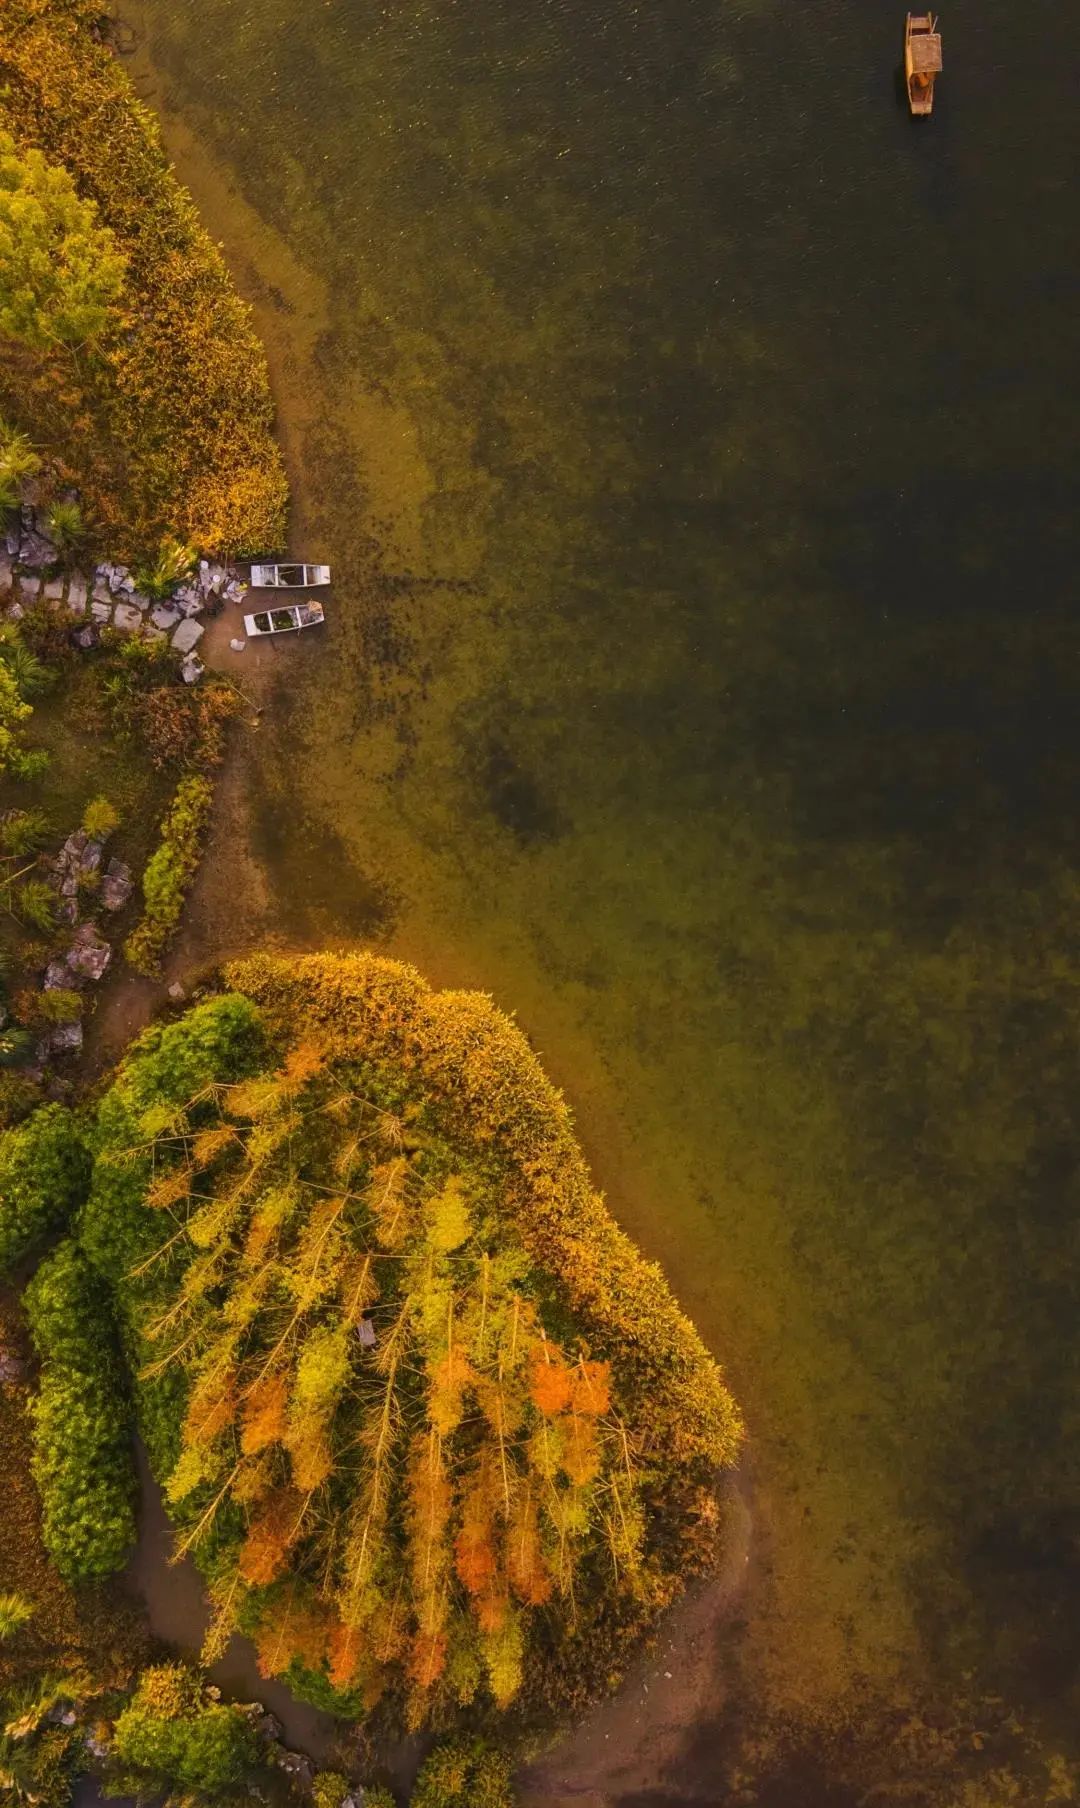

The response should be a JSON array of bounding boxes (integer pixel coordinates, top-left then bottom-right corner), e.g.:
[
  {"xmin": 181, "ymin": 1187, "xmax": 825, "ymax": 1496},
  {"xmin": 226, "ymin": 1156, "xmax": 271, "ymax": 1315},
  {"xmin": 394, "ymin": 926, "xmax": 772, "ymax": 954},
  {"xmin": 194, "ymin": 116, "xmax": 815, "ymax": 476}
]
[
  {"xmin": 312, "ymin": 1772, "xmax": 351, "ymax": 1808},
  {"xmin": 81, "ymin": 795, "xmax": 119, "ymax": 840},
  {"xmin": 0, "ymin": 1103, "xmax": 88, "ymax": 1274},
  {"xmin": 24, "ymin": 1239, "xmax": 136, "ymax": 1580},
  {"xmin": 124, "ymin": 773, "xmax": 213, "ymax": 976},
  {"xmin": 411, "ymin": 1738, "xmax": 515, "ymax": 1808},
  {"xmin": 112, "ymin": 1664, "xmax": 257, "ymax": 1792}
]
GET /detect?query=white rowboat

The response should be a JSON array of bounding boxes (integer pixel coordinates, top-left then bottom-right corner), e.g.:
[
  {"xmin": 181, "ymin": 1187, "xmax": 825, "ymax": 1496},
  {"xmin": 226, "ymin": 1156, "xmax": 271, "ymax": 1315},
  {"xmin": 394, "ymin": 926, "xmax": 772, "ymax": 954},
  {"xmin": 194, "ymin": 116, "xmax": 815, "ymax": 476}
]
[
  {"xmin": 244, "ymin": 602, "xmax": 325, "ymax": 636},
  {"xmin": 249, "ymin": 561, "xmax": 331, "ymax": 588}
]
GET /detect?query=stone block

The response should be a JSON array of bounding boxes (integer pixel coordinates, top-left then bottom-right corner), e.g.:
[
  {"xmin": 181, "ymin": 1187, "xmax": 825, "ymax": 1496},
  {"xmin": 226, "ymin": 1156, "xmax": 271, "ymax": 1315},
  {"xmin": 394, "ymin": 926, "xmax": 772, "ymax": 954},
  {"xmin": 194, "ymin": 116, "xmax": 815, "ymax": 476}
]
[
  {"xmin": 91, "ymin": 601, "xmax": 112, "ymax": 624},
  {"xmin": 41, "ymin": 575, "xmax": 65, "ymax": 602},
  {"xmin": 172, "ymin": 617, "xmax": 205, "ymax": 654},
  {"xmin": 112, "ymin": 601, "xmax": 143, "ymax": 633},
  {"xmin": 150, "ymin": 602, "xmax": 180, "ymax": 630},
  {"xmin": 17, "ymin": 573, "xmax": 40, "ymax": 601},
  {"xmin": 67, "ymin": 573, "xmax": 88, "ymax": 610}
]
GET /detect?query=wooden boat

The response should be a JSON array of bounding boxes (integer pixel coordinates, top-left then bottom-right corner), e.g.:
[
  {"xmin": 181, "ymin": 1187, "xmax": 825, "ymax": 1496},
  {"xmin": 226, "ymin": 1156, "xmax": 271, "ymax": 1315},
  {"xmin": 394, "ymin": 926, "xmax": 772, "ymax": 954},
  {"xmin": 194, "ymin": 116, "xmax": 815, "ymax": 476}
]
[
  {"xmin": 905, "ymin": 12, "xmax": 941, "ymax": 116},
  {"xmin": 249, "ymin": 561, "xmax": 331, "ymax": 588},
  {"xmin": 243, "ymin": 600, "xmax": 325, "ymax": 637}
]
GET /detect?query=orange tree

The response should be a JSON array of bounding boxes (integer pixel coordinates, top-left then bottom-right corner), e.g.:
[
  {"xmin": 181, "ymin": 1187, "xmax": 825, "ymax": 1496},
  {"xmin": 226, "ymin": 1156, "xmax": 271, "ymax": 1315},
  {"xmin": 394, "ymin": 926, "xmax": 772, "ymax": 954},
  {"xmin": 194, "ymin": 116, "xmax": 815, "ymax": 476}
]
[{"xmin": 79, "ymin": 954, "xmax": 742, "ymax": 1736}]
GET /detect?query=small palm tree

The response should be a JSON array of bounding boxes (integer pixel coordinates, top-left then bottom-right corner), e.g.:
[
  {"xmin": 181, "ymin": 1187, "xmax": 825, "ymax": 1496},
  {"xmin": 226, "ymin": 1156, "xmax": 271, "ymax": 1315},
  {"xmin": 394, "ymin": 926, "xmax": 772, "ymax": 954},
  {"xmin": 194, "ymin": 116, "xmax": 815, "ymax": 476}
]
[
  {"xmin": 14, "ymin": 879, "xmax": 55, "ymax": 933},
  {"xmin": 0, "ymin": 1593, "xmax": 33, "ymax": 1640},
  {"xmin": 0, "ymin": 424, "xmax": 42, "ymax": 488},
  {"xmin": 0, "ymin": 809, "xmax": 50, "ymax": 856},
  {"xmin": 82, "ymin": 795, "xmax": 119, "ymax": 840},
  {"xmin": 0, "ymin": 1027, "xmax": 34, "ymax": 1069},
  {"xmin": 44, "ymin": 499, "xmax": 84, "ymax": 558},
  {"xmin": 135, "ymin": 534, "xmax": 196, "ymax": 601},
  {"xmin": 0, "ymin": 636, "xmax": 53, "ymax": 700}
]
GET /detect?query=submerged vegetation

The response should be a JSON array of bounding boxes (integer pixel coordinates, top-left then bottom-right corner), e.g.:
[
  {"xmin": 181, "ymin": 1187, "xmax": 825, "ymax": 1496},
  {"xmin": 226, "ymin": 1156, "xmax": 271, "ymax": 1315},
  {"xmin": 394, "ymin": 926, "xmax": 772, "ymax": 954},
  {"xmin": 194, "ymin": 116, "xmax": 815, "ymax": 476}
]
[
  {"xmin": 0, "ymin": 0, "xmax": 286, "ymax": 556},
  {"xmin": 66, "ymin": 953, "xmax": 739, "ymax": 1739}
]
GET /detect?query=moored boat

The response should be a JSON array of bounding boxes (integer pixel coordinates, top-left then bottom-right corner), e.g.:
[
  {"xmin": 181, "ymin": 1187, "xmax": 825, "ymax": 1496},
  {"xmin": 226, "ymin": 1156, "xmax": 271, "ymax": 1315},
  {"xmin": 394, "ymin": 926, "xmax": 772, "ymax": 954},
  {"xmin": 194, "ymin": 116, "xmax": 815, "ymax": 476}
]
[
  {"xmin": 244, "ymin": 601, "xmax": 325, "ymax": 636},
  {"xmin": 249, "ymin": 561, "xmax": 331, "ymax": 588},
  {"xmin": 905, "ymin": 12, "xmax": 942, "ymax": 116}
]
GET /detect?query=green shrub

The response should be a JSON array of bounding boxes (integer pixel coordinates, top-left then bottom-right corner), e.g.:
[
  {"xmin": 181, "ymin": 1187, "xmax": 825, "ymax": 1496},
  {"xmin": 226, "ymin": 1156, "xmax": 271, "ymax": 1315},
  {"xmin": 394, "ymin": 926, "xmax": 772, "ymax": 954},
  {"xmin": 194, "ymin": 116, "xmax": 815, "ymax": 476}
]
[
  {"xmin": 44, "ymin": 499, "xmax": 84, "ymax": 556},
  {"xmin": 0, "ymin": 417, "xmax": 41, "ymax": 484},
  {"xmin": 312, "ymin": 1772, "xmax": 351, "ymax": 1808},
  {"xmin": 112, "ymin": 1664, "xmax": 257, "ymax": 1792},
  {"xmin": 81, "ymin": 795, "xmax": 119, "ymax": 840},
  {"xmin": 0, "ymin": 1591, "xmax": 34, "ymax": 1639},
  {"xmin": 24, "ymin": 1239, "xmax": 136, "ymax": 1580},
  {"xmin": 0, "ymin": 808, "xmax": 51, "ymax": 855},
  {"xmin": 411, "ymin": 1739, "xmax": 515, "ymax": 1808},
  {"xmin": 14, "ymin": 878, "xmax": 56, "ymax": 933},
  {"xmin": 0, "ymin": 1103, "xmax": 88, "ymax": 1274},
  {"xmin": 134, "ymin": 535, "xmax": 195, "ymax": 601},
  {"xmin": 124, "ymin": 774, "xmax": 213, "ymax": 976},
  {"xmin": 0, "ymin": 128, "xmax": 126, "ymax": 351}
]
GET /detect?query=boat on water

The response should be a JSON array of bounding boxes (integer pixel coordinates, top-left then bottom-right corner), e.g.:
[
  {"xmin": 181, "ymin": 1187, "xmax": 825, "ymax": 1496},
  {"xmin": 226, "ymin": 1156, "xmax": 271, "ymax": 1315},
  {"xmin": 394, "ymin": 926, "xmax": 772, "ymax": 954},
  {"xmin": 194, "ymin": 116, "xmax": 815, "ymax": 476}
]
[
  {"xmin": 905, "ymin": 12, "xmax": 942, "ymax": 116},
  {"xmin": 244, "ymin": 601, "xmax": 325, "ymax": 637},
  {"xmin": 249, "ymin": 561, "xmax": 331, "ymax": 588}
]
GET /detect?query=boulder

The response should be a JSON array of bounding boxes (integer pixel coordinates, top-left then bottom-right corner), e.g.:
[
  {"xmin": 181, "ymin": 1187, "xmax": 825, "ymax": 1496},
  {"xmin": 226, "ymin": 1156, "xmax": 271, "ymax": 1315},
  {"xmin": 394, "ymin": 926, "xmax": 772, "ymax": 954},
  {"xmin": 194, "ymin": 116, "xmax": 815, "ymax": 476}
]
[
  {"xmin": 18, "ymin": 528, "xmax": 57, "ymax": 567},
  {"xmin": 151, "ymin": 602, "xmax": 180, "ymax": 631},
  {"xmin": 0, "ymin": 1342, "xmax": 26, "ymax": 1386},
  {"xmin": 44, "ymin": 960, "xmax": 75, "ymax": 991},
  {"xmin": 274, "ymin": 1751, "xmax": 316, "ymax": 1792},
  {"xmin": 101, "ymin": 859, "xmax": 133, "ymax": 911},
  {"xmin": 180, "ymin": 654, "xmax": 205, "ymax": 685},
  {"xmin": 167, "ymin": 980, "xmax": 187, "ymax": 1003},
  {"xmin": 72, "ymin": 623, "xmax": 99, "ymax": 651},
  {"xmin": 172, "ymin": 617, "xmax": 204, "ymax": 655},
  {"xmin": 65, "ymin": 923, "xmax": 111, "ymax": 983},
  {"xmin": 174, "ymin": 584, "xmax": 204, "ymax": 618},
  {"xmin": 113, "ymin": 601, "xmax": 143, "ymax": 633},
  {"xmin": 78, "ymin": 838, "xmax": 103, "ymax": 876},
  {"xmin": 40, "ymin": 1020, "xmax": 83, "ymax": 1058},
  {"xmin": 17, "ymin": 573, "xmax": 40, "ymax": 601},
  {"xmin": 230, "ymin": 637, "xmax": 247, "ymax": 653}
]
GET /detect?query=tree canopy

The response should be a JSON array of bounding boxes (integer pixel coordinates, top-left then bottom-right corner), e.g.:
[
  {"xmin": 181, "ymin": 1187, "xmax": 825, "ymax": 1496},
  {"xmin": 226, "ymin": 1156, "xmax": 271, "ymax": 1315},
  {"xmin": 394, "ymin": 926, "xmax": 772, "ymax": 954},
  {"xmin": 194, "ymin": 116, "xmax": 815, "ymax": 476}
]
[
  {"xmin": 0, "ymin": 128, "xmax": 125, "ymax": 351},
  {"xmin": 80, "ymin": 956, "xmax": 741, "ymax": 1735}
]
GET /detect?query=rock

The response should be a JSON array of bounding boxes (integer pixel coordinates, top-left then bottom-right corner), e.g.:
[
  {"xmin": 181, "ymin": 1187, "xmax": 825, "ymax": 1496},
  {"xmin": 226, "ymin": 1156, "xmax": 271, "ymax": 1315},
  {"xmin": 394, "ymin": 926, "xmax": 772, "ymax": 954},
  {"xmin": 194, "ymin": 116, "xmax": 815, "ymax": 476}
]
[
  {"xmin": 44, "ymin": 960, "xmax": 76, "ymax": 991},
  {"xmin": 78, "ymin": 839, "xmax": 103, "ymax": 876},
  {"xmin": 144, "ymin": 625, "xmax": 168, "ymax": 644},
  {"xmin": 275, "ymin": 1751, "xmax": 316, "ymax": 1791},
  {"xmin": 0, "ymin": 553, "xmax": 11, "ymax": 588},
  {"xmin": 58, "ymin": 897, "xmax": 79, "ymax": 926},
  {"xmin": 255, "ymin": 1711, "xmax": 284, "ymax": 1744},
  {"xmin": 66, "ymin": 592, "xmax": 89, "ymax": 619},
  {"xmin": 167, "ymin": 980, "xmax": 187, "ymax": 1003},
  {"xmin": 18, "ymin": 528, "xmax": 57, "ymax": 567},
  {"xmin": 92, "ymin": 579, "xmax": 113, "ymax": 606},
  {"xmin": 230, "ymin": 637, "xmax": 247, "ymax": 652},
  {"xmin": 101, "ymin": 859, "xmax": 133, "ymax": 911},
  {"xmin": 174, "ymin": 583, "xmax": 204, "ymax": 618},
  {"xmin": 0, "ymin": 1344, "xmax": 26, "ymax": 1386},
  {"xmin": 91, "ymin": 600, "xmax": 112, "ymax": 625},
  {"xmin": 172, "ymin": 617, "xmax": 204, "ymax": 655},
  {"xmin": 83, "ymin": 1729, "xmax": 110, "ymax": 1761},
  {"xmin": 151, "ymin": 602, "xmax": 180, "ymax": 630},
  {"xmin": 46, "ymin": 1705, "xmax": 78, "ymax": 1728},
  {"xmin": 17, "ymin": 573, "xmax": 40, "ymax": 601},
  {"xmin": 7, "ymin": 601, "xmax": 24, "ymax": 622},
  {"xmin": 108, "ymin": 564, "xmax": 135, "ymax": 595},
  {"xmin": 65, "ymin": 922, "xmax": 111, "ymax": 982},
  {"xmin": 224, "ymin": 577, "xmax": 248, "ymax": 606},
  {"xmin": 67, "ymin": 573, "xmax": 88, "ymax": 611},
  {"xmin": 40, "ymin": 1020, "xmax": 83, "ymax": 1058},
  {"xmin": 128, "ymin": 591, "xmax": 151, "ymax": 613},
  {"xmin": 41, "ymin": 574, "xmax": 65, "ymax": 602},
  {"xmin": 72, "ymin": 624, "xmax": 99, "ymax": 651},
  {"xmin": 4, "ymin": 526, "xmax": 18, "ymax": 558},
  {"xmin": 180, "ymin": 654, "xmax": 205, "ymax": 685},
  {"xmin": 113, "ymin": 601, "xmax": 143, "ymax": 633}
]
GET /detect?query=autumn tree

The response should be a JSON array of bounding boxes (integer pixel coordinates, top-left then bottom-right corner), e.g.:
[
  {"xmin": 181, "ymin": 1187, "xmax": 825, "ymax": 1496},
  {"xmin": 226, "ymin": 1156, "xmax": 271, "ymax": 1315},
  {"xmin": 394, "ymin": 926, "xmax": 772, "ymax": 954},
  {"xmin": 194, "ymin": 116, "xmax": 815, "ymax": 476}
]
[{"xmin": 0, "ymin": 130, "xmax": 125, "ymax": 351}]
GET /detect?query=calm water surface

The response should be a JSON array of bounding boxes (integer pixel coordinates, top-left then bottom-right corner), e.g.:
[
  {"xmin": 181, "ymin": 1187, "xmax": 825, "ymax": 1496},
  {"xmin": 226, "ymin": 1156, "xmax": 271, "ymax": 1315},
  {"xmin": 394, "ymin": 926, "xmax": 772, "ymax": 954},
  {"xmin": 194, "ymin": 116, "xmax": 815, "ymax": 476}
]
[{"xmin": 128, "ymin": 0, "xmax": 1080, "ymax": 1794}]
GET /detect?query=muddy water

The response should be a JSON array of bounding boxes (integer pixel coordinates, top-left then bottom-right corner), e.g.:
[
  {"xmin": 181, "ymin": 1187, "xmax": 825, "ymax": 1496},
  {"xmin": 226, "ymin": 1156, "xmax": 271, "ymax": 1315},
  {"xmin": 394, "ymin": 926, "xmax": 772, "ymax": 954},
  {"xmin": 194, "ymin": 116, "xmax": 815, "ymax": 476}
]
[{"xmin": 123, "ymin": 0, "xmax": 1080, "ymax": 1797}]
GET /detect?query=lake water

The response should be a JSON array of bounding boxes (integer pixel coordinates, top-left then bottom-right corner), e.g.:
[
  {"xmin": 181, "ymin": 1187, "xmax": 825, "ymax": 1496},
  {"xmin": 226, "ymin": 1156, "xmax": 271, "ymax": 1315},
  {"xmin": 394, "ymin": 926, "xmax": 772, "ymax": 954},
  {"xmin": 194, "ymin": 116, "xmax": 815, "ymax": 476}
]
[{"xmin": 126, "ymin": 0, "xmax": 1080, "ymax": 1797}]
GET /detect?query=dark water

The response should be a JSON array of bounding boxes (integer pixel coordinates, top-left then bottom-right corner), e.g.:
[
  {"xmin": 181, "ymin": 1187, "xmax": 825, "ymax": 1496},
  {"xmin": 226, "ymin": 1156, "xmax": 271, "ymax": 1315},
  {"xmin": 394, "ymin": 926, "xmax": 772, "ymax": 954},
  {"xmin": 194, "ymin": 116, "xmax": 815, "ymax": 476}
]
[{"xmin": 127, "ymin": 0, "xmax": 1080, "ymax": 1795}]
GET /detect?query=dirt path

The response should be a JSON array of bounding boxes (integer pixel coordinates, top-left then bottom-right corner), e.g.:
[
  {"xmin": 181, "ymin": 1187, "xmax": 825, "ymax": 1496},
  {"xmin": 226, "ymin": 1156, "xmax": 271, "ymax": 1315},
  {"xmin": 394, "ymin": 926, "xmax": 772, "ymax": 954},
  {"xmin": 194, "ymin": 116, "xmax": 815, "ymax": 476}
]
[{"xmin": 516, "ymin": 1473, "xmax": 751, "ymax": 1808}]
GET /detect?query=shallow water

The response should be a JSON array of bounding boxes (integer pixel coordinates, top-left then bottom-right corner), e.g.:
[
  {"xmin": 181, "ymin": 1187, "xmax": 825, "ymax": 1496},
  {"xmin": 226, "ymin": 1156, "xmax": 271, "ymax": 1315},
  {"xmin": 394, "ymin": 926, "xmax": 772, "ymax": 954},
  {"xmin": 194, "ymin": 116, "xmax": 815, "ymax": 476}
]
[{"xmin": 127, "ymin": 0, "xmax": 1080, "ymax": 1793}]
